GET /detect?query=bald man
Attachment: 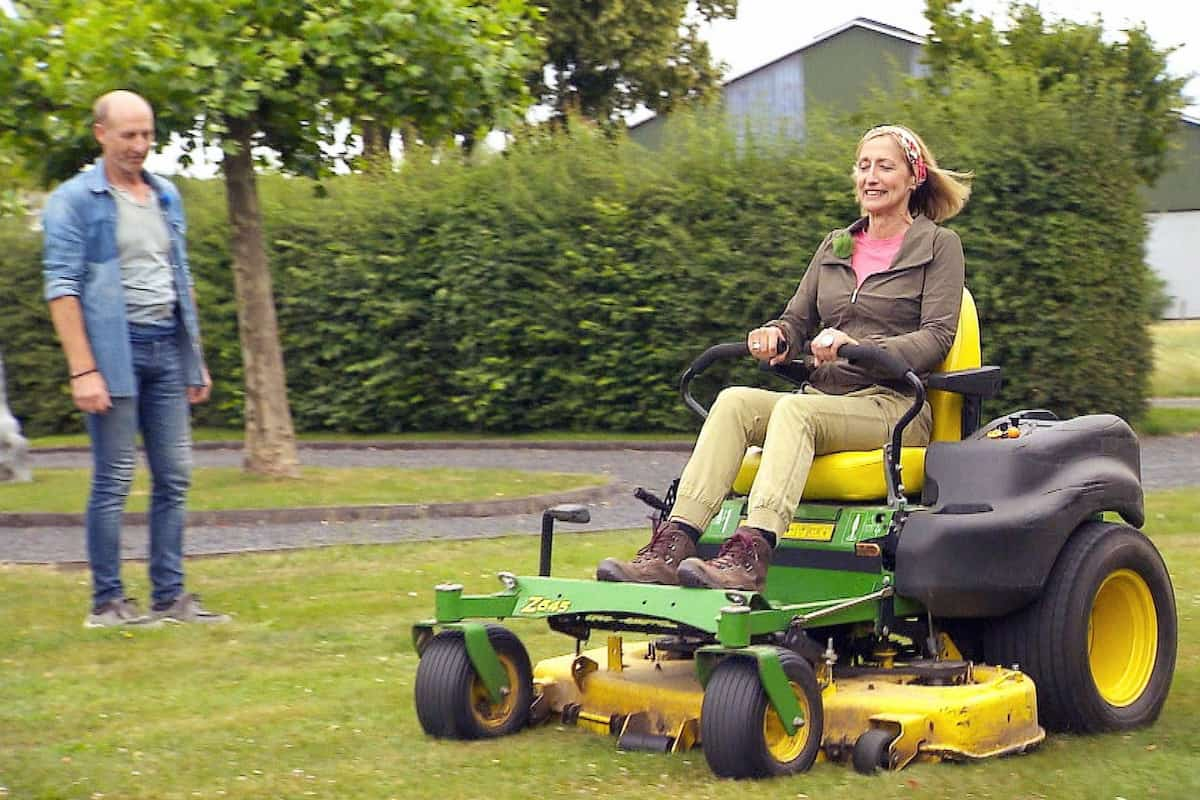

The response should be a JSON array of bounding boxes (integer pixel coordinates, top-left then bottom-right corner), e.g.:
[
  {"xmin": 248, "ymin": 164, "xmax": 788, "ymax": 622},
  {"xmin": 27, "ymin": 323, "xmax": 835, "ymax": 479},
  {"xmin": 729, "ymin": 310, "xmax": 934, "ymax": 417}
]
[{"xmin": 43, "ymin": 90, "xmax": 227, "ymax": 627}]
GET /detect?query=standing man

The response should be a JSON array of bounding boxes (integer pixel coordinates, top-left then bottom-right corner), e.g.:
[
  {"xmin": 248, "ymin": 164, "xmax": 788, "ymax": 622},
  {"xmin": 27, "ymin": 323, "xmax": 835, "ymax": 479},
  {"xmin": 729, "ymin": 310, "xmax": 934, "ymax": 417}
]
[{"xmin": 42, "ymin": 90, "xmax": 229, "ymax": 627}]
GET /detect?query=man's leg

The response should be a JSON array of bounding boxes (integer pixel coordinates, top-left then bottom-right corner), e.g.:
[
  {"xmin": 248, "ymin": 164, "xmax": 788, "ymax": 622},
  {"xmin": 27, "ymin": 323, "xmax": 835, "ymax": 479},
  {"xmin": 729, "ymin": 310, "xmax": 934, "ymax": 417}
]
[
  {"xmin": 137, "ymin": 335, "xmax": 191, "ymax": 608},
  {"xmin": 85, "ymin": 399, "xmax": 138, "ymax": 609}
]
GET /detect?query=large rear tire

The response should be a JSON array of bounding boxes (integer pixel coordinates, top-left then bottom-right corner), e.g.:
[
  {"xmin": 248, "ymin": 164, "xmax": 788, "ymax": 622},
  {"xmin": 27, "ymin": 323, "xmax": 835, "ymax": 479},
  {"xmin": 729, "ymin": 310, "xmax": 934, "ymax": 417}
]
[
  {"xmin": 700, "ymin": 650, "xmax": 823, "ymax": 778},
  {"xmin": 414, "ymin": 624, "xmax": 532, "ymax": 740},
  {"xmin": 983, "ymin": 521, "xmax": 1176, "ymax": 732}
]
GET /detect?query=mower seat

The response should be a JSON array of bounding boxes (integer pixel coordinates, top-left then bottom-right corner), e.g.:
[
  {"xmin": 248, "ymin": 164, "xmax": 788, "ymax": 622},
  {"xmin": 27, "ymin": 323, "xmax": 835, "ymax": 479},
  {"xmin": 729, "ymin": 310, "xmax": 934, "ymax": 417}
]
[{"xmin": 732, "ymin": 288, "xmax": 990, "ymax": 501}]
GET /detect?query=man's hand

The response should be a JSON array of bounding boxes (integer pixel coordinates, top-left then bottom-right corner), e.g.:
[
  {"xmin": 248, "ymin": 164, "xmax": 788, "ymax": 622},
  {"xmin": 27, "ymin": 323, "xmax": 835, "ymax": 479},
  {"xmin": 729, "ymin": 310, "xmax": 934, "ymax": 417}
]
[
  {"xmin": 71, "ymin": 372, "xmax": 112, "ymax": 414},
  {"xmin": 188, "ymin": 366, "xmax": 212, "ymax": 405},
  {"xmin": 747, "ymin": 326, "xmax": 789, "ymax": 366},
  {"xmin": 810, "ymin": 328, "xmax": 859, "ymax": 367}
]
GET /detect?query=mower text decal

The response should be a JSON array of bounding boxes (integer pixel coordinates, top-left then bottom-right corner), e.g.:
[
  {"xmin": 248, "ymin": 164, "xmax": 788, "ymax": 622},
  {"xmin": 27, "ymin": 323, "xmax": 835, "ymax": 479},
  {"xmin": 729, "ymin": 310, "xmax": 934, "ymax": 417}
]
[
  {"xmin": 518, "ymin": 596, "xmax": 573, "ymax": 615},
  {"xmin": 782, "ymin": 522, "xmax": 836, "ymax": 541}
]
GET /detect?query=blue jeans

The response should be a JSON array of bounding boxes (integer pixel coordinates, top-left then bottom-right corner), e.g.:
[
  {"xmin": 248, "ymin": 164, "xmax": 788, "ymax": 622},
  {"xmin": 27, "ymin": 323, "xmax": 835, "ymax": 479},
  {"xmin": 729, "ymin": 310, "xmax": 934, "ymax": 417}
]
[{"xmin": 86, "ymin": 323, "xmax": 193, "ymax": 609}]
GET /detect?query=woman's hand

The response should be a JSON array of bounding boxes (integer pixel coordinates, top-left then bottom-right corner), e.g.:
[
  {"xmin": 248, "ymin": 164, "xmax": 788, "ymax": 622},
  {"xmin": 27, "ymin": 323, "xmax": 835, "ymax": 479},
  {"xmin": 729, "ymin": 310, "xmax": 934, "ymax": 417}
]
[
  {"xmin": 810, "ymin": 327, "xmax": 859, "ymax": 366},
  {"xmin": 747, "ymin": 326, "xmax": 789, "ymax": 366}
]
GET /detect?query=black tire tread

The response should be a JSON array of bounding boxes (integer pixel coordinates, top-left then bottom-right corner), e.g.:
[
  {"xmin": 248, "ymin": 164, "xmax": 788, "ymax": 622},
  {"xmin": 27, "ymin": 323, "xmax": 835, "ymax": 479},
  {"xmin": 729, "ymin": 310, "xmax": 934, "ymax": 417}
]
[
  {"xmin": 852, "ymin": 728, "xmax": 895, "ymax": 774},
  {"xmin": 414, "ymin": 630, "xmax": 471, "ymax": 738},
  {"xmin": 701, "ymin": 650, "xmax": 823, "ymax": 778},
  {"xmin": 983, "ymin": 521, "xmax": 1176, "ymax": 733},
  {"xmin": 414, "ymin": 625, "xmax": 533, "ymax": 740}
]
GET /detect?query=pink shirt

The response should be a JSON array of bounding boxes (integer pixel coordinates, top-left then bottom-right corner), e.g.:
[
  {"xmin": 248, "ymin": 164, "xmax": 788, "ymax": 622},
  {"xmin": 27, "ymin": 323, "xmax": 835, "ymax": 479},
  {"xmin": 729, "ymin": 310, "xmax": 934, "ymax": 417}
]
[{"xmin": 851, "ymin": 229, "xmax": 906, "ymax": 288}]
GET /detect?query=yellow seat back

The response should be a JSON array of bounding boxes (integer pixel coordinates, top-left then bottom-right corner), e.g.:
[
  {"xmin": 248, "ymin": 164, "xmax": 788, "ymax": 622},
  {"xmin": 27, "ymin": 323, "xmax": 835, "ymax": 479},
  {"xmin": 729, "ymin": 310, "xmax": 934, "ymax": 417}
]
[
  {"xmin": 731, "ymin": 288, "xmax": 980, "ymax": 500},
  {"xmin": 928, "ymin": 287, "xmax": 981, "ymax": 442}
]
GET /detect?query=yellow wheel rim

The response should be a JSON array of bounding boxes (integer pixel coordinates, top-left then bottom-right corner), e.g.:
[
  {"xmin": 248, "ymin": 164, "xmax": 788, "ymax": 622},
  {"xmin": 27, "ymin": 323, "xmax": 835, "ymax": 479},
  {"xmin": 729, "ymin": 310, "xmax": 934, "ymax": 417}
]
[
  {"xmin": 762, "ymin": 682, "xmax": 812, "ymax": 763},
  {"xmin": 1089, "ymin": 569, "xmax": 1158, "ymax": 707},
  {"xmin": 469, "ymin": 655, "xmax": 520, "ymax": 731}
]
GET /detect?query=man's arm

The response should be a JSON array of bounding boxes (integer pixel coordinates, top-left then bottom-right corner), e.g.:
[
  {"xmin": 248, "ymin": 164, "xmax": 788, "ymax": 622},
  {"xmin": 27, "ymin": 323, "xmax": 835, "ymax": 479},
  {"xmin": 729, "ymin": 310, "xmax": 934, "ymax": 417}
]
[
  {"xmin": 48, "ymin": 296, "xmax": 111, "ymax": 413},
  {"xmin": 187, "ymin": 286, "xmax": 211, "ymax": 404}
]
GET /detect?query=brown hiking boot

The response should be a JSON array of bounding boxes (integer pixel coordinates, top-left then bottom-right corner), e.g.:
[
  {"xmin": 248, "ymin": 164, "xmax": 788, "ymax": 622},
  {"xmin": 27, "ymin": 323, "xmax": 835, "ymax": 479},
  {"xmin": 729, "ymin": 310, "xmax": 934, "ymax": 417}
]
[
  {"xmin": 596, "ymin": 520, "xmax": 698, "ymax": 584},
  {"xmin": 676, "ymin": 527, "xmax": 772, "ymax": 592}
]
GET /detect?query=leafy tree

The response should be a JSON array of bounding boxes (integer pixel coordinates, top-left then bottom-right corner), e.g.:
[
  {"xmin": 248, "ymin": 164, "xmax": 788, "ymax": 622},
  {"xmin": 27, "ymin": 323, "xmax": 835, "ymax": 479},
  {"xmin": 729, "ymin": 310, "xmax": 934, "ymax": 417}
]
[
  {"xmin": 923, "ymin": 0, "xmax": 1188, "ymax": 183},
  {"xmin": 530, "ymin": 0, "xmax": 737, "ymax": 124},
  {"xmin": 1, "ymin": 0, "xmax": 539, "ymax": 475}
]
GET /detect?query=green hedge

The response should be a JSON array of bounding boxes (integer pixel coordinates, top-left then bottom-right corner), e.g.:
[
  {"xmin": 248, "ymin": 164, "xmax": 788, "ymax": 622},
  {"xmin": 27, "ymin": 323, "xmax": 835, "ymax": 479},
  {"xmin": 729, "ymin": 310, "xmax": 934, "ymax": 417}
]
[{"xmin": 0, "ymin": 93, "xmax": 1158, "ymax": 437}]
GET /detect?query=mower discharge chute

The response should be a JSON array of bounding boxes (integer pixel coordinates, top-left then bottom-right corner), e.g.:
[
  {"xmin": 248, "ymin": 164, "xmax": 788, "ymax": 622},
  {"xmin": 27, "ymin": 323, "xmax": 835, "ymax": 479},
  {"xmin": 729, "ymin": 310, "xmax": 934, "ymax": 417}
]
[{"xmin": 412, "ymin": 289, "xmax": 1176, "ymax": 779}]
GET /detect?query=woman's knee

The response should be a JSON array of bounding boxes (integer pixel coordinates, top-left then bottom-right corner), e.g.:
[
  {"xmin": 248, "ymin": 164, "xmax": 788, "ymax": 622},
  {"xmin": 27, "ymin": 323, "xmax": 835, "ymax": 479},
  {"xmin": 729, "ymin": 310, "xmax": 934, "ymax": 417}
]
[
  {"xmin": 772, "ymin": 393, "xmax": 821, "ymax": 426},
  {"xmin": 711, "ymin": 386, "xmax": 760, "ymax": 411}
]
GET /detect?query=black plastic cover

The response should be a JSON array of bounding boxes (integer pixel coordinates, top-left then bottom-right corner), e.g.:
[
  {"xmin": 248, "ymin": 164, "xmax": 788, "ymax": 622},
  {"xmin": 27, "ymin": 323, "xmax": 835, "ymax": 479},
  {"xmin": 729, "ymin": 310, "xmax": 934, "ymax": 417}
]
[{"xmin": 896, "ymin": 414, "xmax": 1143, "ymax": 618}]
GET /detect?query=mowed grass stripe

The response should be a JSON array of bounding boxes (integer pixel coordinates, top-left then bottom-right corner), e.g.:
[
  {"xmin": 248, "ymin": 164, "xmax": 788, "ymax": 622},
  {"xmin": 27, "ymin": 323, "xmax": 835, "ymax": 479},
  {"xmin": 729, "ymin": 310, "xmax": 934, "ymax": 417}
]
[{"xmin": 0, "ymin": 466, "xmax": 607, "ymax": 513}]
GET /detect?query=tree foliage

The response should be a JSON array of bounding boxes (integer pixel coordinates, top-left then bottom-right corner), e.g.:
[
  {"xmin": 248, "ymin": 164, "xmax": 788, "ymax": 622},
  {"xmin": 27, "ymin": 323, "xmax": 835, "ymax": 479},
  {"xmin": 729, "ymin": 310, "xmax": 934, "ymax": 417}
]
[
  {"xmin": 2, "ymin": 0, "xmax": 539, "ymax": 179},
  {"xmin": 530, "ymin": 0, "xmax": 736, "ymax": 124},
  {"xmin": 923, "ymin": 0, "xmax": 1188, "ymax": 184},
  {"xmin": 1, "ymin": 0, "xmax": 540, "ymax": 473}
]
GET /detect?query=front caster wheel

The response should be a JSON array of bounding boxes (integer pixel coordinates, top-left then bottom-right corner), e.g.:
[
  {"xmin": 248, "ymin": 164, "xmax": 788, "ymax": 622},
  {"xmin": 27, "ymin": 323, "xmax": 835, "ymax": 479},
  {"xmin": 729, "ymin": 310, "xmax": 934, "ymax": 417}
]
[
  {"xmin": 414, "ymin": 624, "xmax": 532, "ymax": 739},
  {"xmin": 700, "ymin": 650, "xmax": 824, "ymax": 778},
  {"xmin": 852, "ymin": 728, "xmax": 896, "ymax": 774}
]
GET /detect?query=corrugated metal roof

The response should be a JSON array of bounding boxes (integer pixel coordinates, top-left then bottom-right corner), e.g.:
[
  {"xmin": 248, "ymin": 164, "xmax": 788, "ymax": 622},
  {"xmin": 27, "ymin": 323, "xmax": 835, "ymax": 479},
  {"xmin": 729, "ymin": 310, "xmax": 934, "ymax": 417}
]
[
  {"xmin": 723, "ymin": 17, "xmax": 924, "ymax": 86},
  {"xmin": 630, "ymin": 17, "xmax": 922, "ymax": 130}
]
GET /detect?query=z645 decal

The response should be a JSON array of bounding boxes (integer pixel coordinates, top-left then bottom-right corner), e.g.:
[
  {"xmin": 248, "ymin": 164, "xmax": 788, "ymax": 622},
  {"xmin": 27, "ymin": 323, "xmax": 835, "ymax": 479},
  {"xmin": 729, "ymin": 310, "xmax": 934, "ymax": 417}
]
[{"xmin": 519, "ymin": 596, "xmax": 572, "ymax": 614}]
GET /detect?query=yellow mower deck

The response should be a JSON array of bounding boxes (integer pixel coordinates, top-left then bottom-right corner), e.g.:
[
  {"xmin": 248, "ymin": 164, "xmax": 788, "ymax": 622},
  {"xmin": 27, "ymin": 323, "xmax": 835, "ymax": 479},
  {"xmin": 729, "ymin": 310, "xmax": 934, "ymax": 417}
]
[{"xmin": 534, "ymin": 640, "xmax": 1044, "ymax": 768}]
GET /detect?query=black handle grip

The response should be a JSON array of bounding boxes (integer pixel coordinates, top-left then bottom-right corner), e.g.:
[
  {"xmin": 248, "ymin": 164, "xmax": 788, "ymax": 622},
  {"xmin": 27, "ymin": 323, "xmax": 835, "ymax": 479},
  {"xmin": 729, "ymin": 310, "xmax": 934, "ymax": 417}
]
[{"xmin": 688, "ymin": 342, "xmax": 751, "ymax": 376}]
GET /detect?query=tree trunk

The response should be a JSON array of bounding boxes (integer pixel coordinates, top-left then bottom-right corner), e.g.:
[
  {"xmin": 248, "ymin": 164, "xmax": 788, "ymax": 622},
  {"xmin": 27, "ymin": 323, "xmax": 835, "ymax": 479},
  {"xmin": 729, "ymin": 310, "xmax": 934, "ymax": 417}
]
[
  {"xmin": 361, "ymin": 120, "xmax": 388, "ymax": 158},
  {"xmin": 222, "ymin": 118, "xmax": 300, "ymax": 477}
]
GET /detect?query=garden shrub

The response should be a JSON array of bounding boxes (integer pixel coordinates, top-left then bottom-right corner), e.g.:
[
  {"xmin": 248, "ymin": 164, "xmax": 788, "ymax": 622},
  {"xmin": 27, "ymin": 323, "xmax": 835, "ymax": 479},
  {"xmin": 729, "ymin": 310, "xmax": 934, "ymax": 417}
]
[{"xmin": 0, "ymin": 97, "xmax": 1158, "ymax": 436}]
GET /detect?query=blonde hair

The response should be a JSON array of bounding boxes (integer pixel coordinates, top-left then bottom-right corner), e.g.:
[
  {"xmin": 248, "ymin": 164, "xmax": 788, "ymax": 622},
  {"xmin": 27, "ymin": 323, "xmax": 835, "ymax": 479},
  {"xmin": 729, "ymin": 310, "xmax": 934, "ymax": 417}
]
[{"xmin": 855, "ymin": 125, "xmax": 973, "ymax": 223}]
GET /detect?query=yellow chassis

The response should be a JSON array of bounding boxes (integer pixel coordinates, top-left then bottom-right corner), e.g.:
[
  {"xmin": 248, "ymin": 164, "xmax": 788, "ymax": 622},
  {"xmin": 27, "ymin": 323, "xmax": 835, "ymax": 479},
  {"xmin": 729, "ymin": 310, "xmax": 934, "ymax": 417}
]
[{"xmin": 533, "ymin": 639, "xmax": 1044, "ymax": 769}]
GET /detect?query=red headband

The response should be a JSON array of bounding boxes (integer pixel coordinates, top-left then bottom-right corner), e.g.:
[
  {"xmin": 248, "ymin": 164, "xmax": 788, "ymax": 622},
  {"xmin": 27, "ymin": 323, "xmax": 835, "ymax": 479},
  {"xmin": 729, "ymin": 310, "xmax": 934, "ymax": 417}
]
[{"xmin": 864, "ymin": 125, "xmax": 927, "ymax": 186}]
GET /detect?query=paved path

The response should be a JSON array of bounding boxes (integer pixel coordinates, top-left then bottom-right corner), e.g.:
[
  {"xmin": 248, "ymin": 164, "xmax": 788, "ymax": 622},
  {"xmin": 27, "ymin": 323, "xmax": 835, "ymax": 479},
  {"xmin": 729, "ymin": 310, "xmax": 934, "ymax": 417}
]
[
  {"xmin": 3, "ymin": 435, "xmax": 1197, "ymax": 564},
  {"xmin": 1150, "ymin": 397, "xmax": 1200, "ymax": 408},
  {"xmin": 2, "ymin": 445, "xmax": 693, "ymax": 564}
]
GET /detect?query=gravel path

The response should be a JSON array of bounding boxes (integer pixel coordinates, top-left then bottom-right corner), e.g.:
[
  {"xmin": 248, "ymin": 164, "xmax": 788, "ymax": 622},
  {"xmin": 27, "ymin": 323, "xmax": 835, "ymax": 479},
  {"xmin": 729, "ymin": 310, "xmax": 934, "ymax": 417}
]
[{"xmin": 4, "ymin": 435, "xmax": 1197, "ymax": 564}]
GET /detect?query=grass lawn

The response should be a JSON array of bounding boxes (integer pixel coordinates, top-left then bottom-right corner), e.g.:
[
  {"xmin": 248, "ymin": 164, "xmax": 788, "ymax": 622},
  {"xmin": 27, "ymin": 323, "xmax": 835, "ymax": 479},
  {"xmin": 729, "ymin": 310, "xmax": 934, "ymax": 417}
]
[
  {"xmin": 28, "ymin": 429, "xmax": 697, "ymax": 450},
  {"xmin": 1, "ymin": 489, "xmax": 1198, "ymax": 799},
  {"xmin": 1150, "ymin": 319, "xmax": 1200, "ymax": 398},
  {"xmin": 1136, "ymin": 407, "xmax": 1200, "ymax": 437},
  {"xmin": 0, "ymin": 467, "xmax": 606, "ymax": 514}
]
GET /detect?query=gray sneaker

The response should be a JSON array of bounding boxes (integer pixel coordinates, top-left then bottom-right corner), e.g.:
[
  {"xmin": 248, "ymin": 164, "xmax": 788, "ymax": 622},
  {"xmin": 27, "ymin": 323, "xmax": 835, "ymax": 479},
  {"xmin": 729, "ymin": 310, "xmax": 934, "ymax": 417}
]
[
  {"xmin": 151, "ymin": 593, "xmax": 231, "ymax": 624},
  {"xmin": 84, "ymin": 597, "xmax": 158, "ymax": 629}
]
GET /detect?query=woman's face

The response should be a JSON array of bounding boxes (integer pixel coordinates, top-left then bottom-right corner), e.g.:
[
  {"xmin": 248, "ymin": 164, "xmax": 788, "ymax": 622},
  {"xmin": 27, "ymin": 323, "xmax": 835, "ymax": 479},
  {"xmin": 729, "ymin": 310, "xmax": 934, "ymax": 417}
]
[{"xmin": 854, "ymin": 135, "xmax": 916, "ymax": 217}]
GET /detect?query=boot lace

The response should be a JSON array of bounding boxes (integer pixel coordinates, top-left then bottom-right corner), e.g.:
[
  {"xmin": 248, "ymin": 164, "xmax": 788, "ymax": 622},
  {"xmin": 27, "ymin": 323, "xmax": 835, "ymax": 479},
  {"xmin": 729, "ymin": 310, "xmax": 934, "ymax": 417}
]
[
  {"xmin": 633, "ymin": 521, "xmax": 684, "ymax": 563},
  {"xmin": 710, "ymin": 531, "xmax": 760, "ymax": 571}
]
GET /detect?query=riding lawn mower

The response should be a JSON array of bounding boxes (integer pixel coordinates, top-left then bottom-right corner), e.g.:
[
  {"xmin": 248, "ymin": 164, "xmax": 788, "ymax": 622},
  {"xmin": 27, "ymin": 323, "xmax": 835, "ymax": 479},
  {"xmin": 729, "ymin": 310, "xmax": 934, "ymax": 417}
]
[{"xmin": 412, "ymin": 289, "xmax": 1176, "ymax": 778}]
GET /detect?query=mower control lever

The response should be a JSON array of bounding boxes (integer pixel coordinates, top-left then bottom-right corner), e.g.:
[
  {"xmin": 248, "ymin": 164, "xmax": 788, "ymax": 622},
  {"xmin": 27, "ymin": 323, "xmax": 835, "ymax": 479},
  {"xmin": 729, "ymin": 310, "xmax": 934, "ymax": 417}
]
[
  {"xmin": 839, "ymin": 344, "xmax": 925, "ymax": 505},
  {"xmin": 540, "ymin": 504, "xmax": 591, "ymax": 577}
]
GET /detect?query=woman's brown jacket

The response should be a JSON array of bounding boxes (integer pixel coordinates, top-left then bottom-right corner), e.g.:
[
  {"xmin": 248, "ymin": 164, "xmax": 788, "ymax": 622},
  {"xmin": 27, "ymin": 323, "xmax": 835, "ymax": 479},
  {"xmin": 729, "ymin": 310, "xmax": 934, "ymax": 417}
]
[{"xmin": 766, "ymin": 214, "xmax": 965, "ymax": 395}]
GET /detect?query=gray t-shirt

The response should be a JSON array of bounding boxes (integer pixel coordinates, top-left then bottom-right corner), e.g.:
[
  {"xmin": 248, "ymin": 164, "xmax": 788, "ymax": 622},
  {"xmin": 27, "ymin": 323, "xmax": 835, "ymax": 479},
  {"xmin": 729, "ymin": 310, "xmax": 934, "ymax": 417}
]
[{"xmin": 113, "ymin": 187, "xmax": 177, "ymax": 324}]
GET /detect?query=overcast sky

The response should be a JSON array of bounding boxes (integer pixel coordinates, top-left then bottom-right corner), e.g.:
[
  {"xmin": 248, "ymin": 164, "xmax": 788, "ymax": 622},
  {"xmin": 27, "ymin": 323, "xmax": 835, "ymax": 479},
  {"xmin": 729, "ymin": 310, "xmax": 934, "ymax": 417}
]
[{"xmin": 699, "ymin": 0, "xmax": 1198, "ymax": 117}]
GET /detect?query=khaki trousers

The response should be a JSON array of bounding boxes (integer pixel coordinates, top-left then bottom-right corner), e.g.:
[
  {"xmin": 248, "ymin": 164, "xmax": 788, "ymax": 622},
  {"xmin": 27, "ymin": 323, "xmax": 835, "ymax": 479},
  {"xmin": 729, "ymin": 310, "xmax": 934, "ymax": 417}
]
[{"xmin": 671, "ymin": 385, "xmax": 932, "ymax": 535}]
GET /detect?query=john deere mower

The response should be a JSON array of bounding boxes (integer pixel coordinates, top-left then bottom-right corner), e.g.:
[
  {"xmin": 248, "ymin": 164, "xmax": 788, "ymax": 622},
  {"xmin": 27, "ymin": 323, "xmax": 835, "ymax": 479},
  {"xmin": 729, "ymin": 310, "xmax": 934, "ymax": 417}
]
[{"xmin": 412, "ymin": 289, "xmax": 1177, "ymax": 778}]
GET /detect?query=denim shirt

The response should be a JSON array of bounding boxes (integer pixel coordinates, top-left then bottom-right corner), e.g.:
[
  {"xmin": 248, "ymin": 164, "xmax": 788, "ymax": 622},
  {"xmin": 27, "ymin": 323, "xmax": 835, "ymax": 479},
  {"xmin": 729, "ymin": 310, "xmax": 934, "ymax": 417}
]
[{"xmin": 42, "ymin": 159, "xmax": 205, "ymax": 396}]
